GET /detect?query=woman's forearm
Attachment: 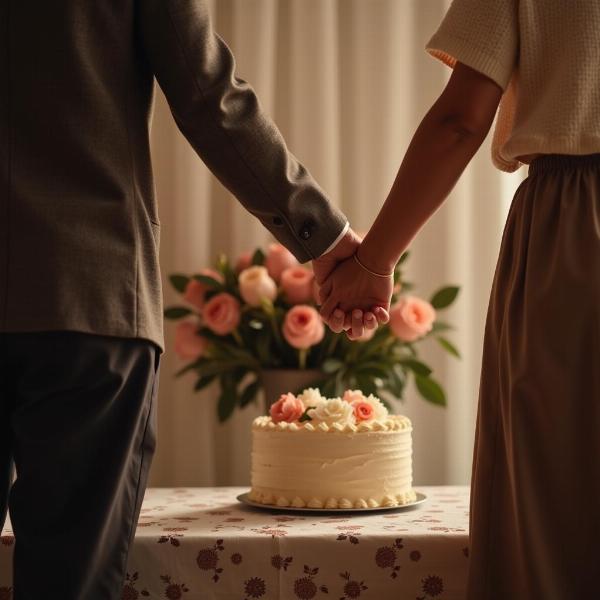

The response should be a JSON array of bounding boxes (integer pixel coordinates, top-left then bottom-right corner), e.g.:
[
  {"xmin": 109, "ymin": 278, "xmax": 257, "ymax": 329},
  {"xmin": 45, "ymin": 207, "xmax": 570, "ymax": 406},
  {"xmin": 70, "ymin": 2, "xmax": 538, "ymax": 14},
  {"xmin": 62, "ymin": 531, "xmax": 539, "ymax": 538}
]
[{"xmin": 358, "ymin": 105, "xmax": 490, "ymax": 274}]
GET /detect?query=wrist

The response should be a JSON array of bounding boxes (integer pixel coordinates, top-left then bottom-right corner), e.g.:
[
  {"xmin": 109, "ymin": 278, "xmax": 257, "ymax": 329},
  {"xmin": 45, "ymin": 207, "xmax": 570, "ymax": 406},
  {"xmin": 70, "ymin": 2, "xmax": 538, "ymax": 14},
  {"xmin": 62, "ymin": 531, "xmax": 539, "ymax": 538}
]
[
  {"xmin": 321, "ymin": 227, "xmax": 360, "ymax": 259},
  {"xmin": 356, "ymin": 243, "xmax": 396, "ymax": 276}
]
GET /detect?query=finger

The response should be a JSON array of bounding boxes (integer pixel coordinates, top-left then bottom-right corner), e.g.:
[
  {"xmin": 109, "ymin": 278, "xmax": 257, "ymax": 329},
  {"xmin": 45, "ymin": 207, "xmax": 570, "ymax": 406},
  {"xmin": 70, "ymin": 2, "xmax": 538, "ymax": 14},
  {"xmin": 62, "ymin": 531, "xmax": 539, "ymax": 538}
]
[
  {"xmin": 317, "ymin": 279, "xmax": 333, "ymax": 305},
  {"xmin": 329, "ymin": 309, "xmax": 346, "ymax": 334},
  {"xmin": 350, "ymin": 309, "xmax": 364, "ymax": 340},
  {"xmin": 319, "ymin": 294, "xmax": 340, "ymax": 323},
  {"xmin": 373, "ymin": 306, "xmax": 390, "ymax": 324},
  {"xmin": 343, "ymin": 312, "xmax": 352, "ymax": 331},
  {"xmin": 364, "ymin": 311, "xmax": 377, "ymax": 330}
]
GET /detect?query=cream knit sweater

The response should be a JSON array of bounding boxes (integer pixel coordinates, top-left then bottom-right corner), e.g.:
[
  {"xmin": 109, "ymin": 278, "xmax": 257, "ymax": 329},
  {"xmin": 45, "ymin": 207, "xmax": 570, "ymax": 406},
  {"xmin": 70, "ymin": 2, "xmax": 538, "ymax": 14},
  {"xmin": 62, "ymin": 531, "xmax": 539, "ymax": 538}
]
[{"xmin": 426, "ymin": 0, "xmax": 600, "ymax": 173}]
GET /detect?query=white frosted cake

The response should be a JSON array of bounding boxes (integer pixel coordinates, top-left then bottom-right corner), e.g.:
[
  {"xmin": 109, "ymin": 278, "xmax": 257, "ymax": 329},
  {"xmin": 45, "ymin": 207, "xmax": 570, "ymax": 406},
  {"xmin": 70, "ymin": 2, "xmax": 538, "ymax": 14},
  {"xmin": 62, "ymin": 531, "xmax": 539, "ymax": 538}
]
[{"xmin": 248, "ymin": 388, "xmax": 416, "ymax": 509}]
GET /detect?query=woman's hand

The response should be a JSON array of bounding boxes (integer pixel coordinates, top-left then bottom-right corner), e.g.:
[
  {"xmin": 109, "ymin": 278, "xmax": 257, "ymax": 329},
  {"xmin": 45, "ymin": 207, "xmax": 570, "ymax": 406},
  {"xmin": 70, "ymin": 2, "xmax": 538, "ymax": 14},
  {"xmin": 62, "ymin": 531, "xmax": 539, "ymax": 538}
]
[{"xmin": 318, "ymin": 254, "xmax": 393, "ymax": 339}]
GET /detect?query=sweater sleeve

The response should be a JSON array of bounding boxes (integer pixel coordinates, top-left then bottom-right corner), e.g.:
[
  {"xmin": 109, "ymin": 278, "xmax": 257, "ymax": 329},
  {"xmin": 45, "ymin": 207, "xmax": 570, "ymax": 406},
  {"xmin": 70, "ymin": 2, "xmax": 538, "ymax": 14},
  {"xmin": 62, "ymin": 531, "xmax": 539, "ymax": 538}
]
[{"xmin": 425, "ymin": 0, "xmax": 519, "ymax": 92}]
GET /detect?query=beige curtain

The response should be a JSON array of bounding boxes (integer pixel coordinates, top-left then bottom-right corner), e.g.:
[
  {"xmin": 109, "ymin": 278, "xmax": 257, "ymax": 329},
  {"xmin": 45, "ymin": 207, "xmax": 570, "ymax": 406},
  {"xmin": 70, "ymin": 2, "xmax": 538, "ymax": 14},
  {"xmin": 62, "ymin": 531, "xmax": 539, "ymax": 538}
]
[{"xmin": 148, "ymin": 0, "xmax": 526, "ymax": 488}]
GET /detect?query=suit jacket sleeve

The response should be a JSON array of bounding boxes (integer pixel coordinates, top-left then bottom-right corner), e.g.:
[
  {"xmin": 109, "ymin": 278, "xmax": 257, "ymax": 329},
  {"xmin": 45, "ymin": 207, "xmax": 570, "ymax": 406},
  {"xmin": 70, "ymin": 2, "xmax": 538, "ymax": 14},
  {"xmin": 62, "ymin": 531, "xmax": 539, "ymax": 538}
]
[{"xmin": 137, "ymin": 0, "xmax": 348, "ymax": 262}]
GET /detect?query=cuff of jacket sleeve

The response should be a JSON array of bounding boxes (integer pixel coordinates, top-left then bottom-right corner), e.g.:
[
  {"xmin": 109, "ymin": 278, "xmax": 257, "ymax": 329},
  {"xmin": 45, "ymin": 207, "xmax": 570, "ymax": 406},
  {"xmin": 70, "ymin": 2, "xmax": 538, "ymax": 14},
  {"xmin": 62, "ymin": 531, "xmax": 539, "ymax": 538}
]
[{"xmin": 316, "ymin": 221, "xmax": 350, "ymax": 258}]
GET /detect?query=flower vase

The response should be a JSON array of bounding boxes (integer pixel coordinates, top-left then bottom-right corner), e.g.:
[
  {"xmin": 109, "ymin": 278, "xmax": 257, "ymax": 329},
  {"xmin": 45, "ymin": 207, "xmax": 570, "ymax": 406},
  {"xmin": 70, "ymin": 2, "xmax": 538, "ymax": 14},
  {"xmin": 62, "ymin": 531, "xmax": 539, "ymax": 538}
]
[{"xmin": 259, "ymin": 368, "xmax": 323, "ymax": 413}]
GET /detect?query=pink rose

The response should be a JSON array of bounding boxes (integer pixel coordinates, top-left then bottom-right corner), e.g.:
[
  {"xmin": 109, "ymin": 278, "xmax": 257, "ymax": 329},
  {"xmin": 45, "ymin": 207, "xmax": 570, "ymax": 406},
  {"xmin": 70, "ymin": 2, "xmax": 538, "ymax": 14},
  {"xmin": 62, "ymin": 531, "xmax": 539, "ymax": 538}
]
[
  {"xmin": 174, "ymin": 320, "xmax": 208, "ymax": 360},
  {"xmin": 238, "ymin": 266, "xmax": 278, "ymax": 307},
  {"xmin": 265, "ymin": 243, "xmax": 298, "ymax": 282},
  {"xmin": 235, "ymin": 251, "xmax": 253, "ymax": 273},
  {"xmin": 353, "ymin": 401, "xmax": 374, "ymax": 422},
  {"xmin": 202, "ymin": 292, "xmax": 241, "ymax": 335},
  {"xmin": 280, "ymin": 266, "xmax": 315, "ymax": 304},
  {"xmin": 389, "ymin": 296, "xmax": 436, "ymax": 342},
  {"xmin": 270, "ymin": 393, "xmax": 305, "ymax": 423},
  {"xmin": 183, "ymin": 268, "xmax": 224, "ymax": 310},
  {"xmin": 282, "ymin": 305, "xmax": 325, "ymax": 350}
]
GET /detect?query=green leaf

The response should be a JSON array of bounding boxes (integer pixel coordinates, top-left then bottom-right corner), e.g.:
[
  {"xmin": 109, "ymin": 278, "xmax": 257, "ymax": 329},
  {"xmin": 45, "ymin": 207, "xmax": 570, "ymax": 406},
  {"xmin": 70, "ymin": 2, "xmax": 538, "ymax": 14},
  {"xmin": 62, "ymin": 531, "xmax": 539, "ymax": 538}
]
[
  {"xmin": 169, "ymin": 274, "xmax": 190, "ymax": 293},
  {"xmin": 194, "ymin": 374, "xmax": 216, "ymax": 391},
  {"xmin": 322, "ymin": 358, "xmax": 344, "ymax": 374},
  {"xmin": 164, "ymin": 306, "xmax": 193, "ymax": 319},
  {"xmin": 298, "ymin": 407, "xmax": 315, "ymax": 422},
  {"xmin": 320, "ymin": 376, "xmax": 338, "ymax": 398},
  {"xmin": 221, "ymin": 259, "xmax": 238, "ymax": 289},
  {"xmin": 355, "ymin": 362, "xmax": 390, "ymax": 379},
  {"xmin": 355, "ymin": 374, "xmax": 378, "ymax": 396},
  {"xmin": 240, "ymin": 379, "xmax": 261, "ymax": 408},
  {"xmin": 430, "ymin": 286, "xmax": 460, "ymax": 310},
  {"xmin": 398, "ymin": 358, "xmax": 432, "ymax": 376},
  {"xmin": 195, "ymin": 360, "xmax": 248, "ymax": 378},
  {"xmin": 387, "ymin": 365, "xmax": 406, "ymax": 398},
  {"xmin": 251, "ymin": 248, "xmax": 266, "ymax": 266},
  {"xmin": 430, "ymin": 321, "xmax": 454, "ymax": 333},
  {"xmin": 397, "ymin": 250, "xmax": 410, "ymax": 265},
  {"xmin": 415, "ymin": 374, "xmax": 446, "ymax": 406},
  {"xmin": 217, "ymin": 377, "xmax": 238, "ymax": 422},
  {"xmin": 192, "ymin": 274, "xmax": 223, "ymax": 289},
  {"xmin": 436, "ymin": 336, "xmax": 461, "ymax": 359}
]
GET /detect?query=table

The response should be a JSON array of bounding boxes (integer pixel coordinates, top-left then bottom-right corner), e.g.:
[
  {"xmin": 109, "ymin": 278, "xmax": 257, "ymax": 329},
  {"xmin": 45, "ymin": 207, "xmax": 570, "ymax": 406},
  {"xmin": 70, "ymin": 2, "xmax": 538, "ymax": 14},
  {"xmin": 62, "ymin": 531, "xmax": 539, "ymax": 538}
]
[{"xmin": 0, "ymin": 486, "xmax": 470, "ymax": 599}]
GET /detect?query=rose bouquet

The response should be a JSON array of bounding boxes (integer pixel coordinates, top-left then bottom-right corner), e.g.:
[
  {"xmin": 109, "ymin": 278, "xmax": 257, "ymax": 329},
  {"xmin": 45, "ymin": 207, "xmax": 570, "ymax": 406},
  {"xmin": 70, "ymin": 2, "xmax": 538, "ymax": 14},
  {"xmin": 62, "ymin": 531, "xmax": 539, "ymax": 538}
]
[{"xmin": 165, "ymin": 243, "xmax": 460, "ymax": 422}]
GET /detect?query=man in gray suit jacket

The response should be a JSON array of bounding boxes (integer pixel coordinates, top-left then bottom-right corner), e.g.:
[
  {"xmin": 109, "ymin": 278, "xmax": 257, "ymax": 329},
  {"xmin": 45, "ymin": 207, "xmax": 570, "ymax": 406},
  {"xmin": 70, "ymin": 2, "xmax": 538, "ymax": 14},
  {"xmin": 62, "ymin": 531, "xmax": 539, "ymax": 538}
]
[{"xmin": 0, "ymin": 1, "xmax": 390, "ymax": 597}]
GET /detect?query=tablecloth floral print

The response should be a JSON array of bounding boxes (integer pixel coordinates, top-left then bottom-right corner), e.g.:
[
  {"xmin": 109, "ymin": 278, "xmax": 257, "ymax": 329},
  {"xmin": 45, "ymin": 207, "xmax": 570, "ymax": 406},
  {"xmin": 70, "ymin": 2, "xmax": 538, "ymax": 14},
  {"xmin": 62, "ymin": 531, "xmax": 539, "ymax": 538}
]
[{"xmin": 0, "ymin": 486, "xmax": 470, "ymax": 599}]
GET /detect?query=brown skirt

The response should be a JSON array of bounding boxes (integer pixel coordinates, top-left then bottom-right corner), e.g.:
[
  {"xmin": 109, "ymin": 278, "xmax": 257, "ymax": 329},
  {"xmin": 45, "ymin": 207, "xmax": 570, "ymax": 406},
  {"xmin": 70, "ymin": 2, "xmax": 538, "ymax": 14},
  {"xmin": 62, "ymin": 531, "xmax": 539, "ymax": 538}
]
[{"xmin": 467, "ymin": 154, "xmax": 600, "ymax": 600}]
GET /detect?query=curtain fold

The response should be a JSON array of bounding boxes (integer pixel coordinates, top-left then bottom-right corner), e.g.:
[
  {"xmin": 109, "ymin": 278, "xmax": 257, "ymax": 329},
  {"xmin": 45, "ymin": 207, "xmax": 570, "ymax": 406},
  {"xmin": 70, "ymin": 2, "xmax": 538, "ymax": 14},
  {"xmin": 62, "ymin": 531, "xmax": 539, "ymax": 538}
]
[{"xmin": 148, "ymin": 0, "xmax": 525, "ymax": 488}]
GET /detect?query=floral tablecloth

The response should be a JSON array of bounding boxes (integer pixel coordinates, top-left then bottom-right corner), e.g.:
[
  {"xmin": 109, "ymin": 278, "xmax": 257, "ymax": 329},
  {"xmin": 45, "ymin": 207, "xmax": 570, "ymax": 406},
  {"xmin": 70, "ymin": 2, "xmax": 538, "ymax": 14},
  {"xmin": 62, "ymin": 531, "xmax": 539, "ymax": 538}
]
[{"xmin": 0, "ymin": 486, "xmax": 470, "ymax": 599}]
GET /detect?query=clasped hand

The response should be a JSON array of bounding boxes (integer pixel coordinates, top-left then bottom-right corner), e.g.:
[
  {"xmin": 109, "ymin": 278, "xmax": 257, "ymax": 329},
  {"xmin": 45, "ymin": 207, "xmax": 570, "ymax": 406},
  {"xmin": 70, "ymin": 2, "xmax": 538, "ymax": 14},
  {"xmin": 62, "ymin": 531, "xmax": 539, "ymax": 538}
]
[{"xmin": 312, "ymin": 228, "xmax": 393, "ymax": 339}]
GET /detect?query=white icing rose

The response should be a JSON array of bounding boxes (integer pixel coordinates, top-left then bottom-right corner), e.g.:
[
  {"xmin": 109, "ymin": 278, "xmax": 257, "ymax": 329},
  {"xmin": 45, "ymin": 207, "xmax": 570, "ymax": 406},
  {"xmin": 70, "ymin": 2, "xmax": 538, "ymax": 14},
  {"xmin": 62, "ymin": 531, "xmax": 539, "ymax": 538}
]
[
  {"xmin": 298, "ymin": 387, "xmax": 325, "ymax": 407},
  {"xmin": 306, "ymin": 397, "xmax": 355, "ymax": 426}
]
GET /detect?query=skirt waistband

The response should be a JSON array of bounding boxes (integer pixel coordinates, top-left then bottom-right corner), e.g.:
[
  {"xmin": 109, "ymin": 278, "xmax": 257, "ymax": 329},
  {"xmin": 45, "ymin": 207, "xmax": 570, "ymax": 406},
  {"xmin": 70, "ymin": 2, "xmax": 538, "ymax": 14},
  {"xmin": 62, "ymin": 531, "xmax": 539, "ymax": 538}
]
[{"xmin": 529, "ymin": 153, "xmax": 600, "ymax": 175}]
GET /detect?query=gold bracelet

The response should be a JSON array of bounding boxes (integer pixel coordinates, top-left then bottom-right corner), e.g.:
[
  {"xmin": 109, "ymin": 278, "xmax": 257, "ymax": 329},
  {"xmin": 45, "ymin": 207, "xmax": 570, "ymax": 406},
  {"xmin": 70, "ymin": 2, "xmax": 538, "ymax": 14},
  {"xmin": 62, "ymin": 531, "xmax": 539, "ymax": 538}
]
[{"xmin": 353, "ymin": 252, "xmax": 394, "ymax": 278}]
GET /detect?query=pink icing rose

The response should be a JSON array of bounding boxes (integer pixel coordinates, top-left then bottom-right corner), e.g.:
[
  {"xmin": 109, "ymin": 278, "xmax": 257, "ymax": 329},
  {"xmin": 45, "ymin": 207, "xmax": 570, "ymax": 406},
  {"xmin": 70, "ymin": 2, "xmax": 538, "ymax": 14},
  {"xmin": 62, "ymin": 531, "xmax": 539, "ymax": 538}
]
[
  {"xmin": 235, "ymin": 251, "xmax": 253, "ymax": 273},
  {"xmin": 270, "ymin": 393, "xmax": 305, "ymax": 423},
  {"xmin": 238, "ymin": 266, "xmax": 278, "ymax": 307},
  {"xmin": 264, "ymin": 243, "xmax": 298, "ymax": 282},
  {"xmin": 353, "ymin": 401, "xmax": 374, "ymax": 422},
  {"xmin": 202, "ymin": 292, "xmax": 241, "ymax": 335},
  {"xmin": 282, "ymin": 305, "xmax": 325, "ymax": 349},
  {"xmin": 174, "ymin": 320, "xmax": 208, "ymax": 360},
  {"xmin": 280, "ymin": 266, "xmax": 315, "ymax": 304},
  {"xmin": 183, "ymin": 268, "xmax": 224, "ymax": 310},
  {"xmin": 389, "ymin": 296, "xmax": 436, "ymax": 342}
]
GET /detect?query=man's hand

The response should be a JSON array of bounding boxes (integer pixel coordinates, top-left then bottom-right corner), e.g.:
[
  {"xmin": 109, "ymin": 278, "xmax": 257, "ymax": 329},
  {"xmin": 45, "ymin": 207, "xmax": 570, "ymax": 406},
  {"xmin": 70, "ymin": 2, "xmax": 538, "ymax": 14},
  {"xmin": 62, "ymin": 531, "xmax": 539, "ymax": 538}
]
[
  {"xmin": 318, "ymin": 253, "xmax": 393, "ymax": 339},
  {"xmin": 312, "ymin": 227, "xmax": 362, "ymax": 287}
]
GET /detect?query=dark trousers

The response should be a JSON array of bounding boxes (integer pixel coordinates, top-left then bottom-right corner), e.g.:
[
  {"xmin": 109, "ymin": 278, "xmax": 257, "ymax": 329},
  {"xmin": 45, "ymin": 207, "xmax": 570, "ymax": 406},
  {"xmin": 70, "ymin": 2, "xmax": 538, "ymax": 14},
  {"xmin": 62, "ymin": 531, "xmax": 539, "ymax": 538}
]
[{"xmin": 0, "ymin": 331, "xmax": 160, "ymax": 599}]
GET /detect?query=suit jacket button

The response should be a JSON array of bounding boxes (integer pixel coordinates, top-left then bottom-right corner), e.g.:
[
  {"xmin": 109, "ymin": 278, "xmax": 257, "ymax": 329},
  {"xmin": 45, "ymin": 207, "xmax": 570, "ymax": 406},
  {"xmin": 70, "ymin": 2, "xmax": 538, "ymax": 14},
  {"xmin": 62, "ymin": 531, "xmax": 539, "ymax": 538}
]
[{"xmin": 300, "ymin": 229, "xmax": 311, "ymax": 240}]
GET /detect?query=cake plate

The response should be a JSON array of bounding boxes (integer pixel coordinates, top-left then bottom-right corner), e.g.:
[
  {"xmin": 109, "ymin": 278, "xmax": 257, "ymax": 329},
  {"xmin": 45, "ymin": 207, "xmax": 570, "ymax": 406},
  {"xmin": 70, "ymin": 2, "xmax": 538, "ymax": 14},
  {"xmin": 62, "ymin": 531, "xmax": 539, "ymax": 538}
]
[{"xmin": 237, "ymin": 491, "xmax": 427, "ymax": 513}]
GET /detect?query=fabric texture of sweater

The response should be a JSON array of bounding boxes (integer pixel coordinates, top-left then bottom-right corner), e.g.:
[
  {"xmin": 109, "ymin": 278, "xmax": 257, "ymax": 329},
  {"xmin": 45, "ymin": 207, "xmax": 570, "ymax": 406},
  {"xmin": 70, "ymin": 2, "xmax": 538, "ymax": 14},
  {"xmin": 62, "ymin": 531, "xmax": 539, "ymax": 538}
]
[{"xmin": 425, "ymin": 0, "xmax": 600, "ymax": 172}]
